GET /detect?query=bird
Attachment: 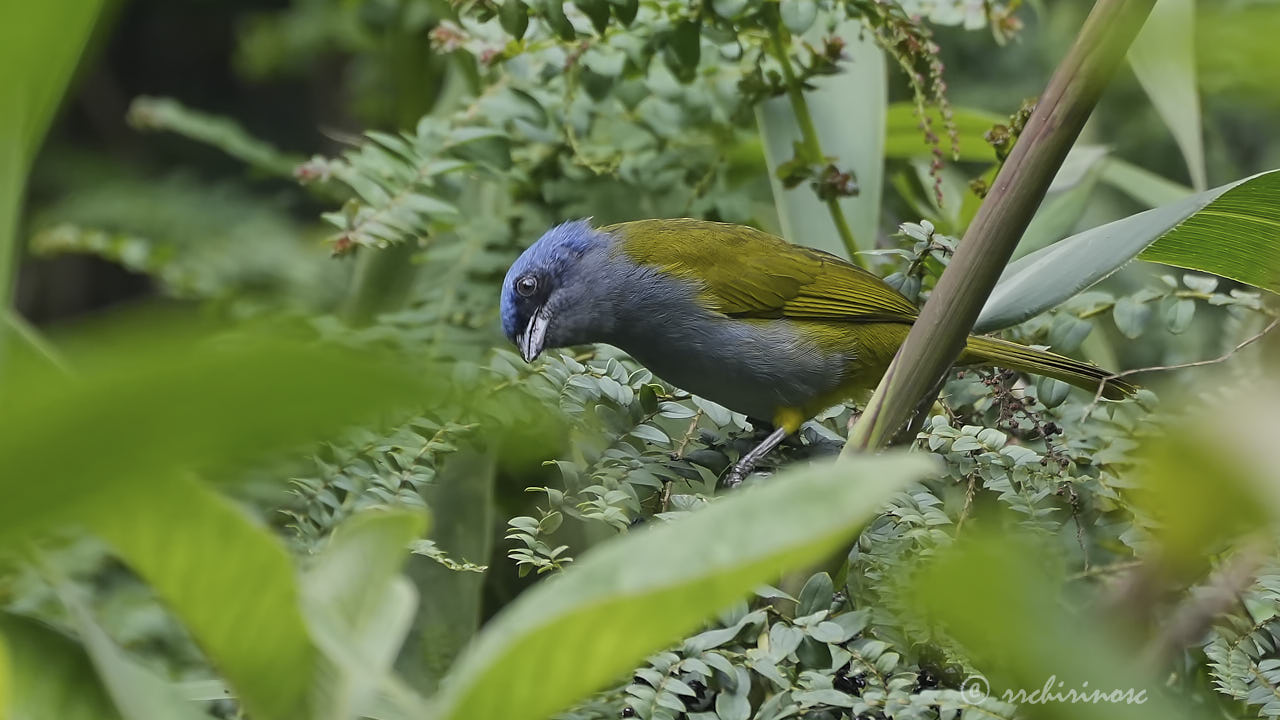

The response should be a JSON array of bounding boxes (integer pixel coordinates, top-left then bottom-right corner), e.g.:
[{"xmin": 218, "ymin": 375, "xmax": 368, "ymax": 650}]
[{"xmin": 500, "ymin": 218, "xmax": 1136, "ymax": 486}]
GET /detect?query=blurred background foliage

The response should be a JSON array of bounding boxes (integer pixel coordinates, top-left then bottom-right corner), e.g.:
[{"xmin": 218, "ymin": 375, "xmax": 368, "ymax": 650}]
[{"xmin": 3, "ymin": 0, "xmax": 1280, "ymax": 719}]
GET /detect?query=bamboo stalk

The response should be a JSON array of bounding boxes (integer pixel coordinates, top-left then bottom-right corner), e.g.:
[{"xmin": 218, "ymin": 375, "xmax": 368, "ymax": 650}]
[{"xmin": 845, "ymin": 0, "xmax": 1157, "ymax": 452}]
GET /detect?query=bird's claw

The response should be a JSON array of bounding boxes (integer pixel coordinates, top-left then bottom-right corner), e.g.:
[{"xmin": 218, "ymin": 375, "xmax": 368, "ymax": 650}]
[{"xmin": 722, "ymin": 461, "xmax": 751, "ymax": 489}]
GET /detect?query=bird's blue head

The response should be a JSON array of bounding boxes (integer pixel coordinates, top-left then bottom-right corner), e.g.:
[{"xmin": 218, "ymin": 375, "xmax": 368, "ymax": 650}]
[{"xmin": 501, "ymin": 219, "xmax": 611, "ymax": 362}]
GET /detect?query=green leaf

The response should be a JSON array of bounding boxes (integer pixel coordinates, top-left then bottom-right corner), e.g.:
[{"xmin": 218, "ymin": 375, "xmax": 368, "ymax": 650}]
[
  {"xmin": 44, "ymin": 571, "xmax": 212, "ymax": 720},
  {"xmin": 576, "ymin": 0, "xmax": 611, "ymax": 34},
  {"xmin": 499, "ymin": 0, "xmax": 530, "ymax": 39},
  {"xmin": 607, "ymin": 0, "xmax": 638, "ymax": 26},
  {"xmin": 85, "ymin": 475, "xmax": 317, "ymax": 720},
  {"xmin": 662, "ymin": 20, "xmax": 701, "ymax": 82},
  {"xmin": 0, "ymin": 631, "xmax": 7, "ymax": 720},
  {"xmin": 796, "ymin": 573, "xmax": 834, "ymax": 616},
  {"xmin": 1165, "ymin": 297, "xmax": 1195, "ymax": 334},
  {"xmin": 302, "ymin": 508, "xmax": 431, "ymax": 720},
  {"xmin": 780, "ymin": 0, "xmax": 817, "ymax": 33},
  {"xmin": 127, "ymin": 97, "xmax": 303, "ymax": 179},
  {"xmin": 446, "ymin": 127, "xmax": 512, "ymax": 171},
  {"xmin": 1014, "ymin": 152, "xmax": 1105, "ymax": 259},
  {"xmin": 1128, "ymin": 0, "xmax": 1206, "ymax": 190},
  {"xmin": 1098, "ymin": 158, "xmax": 1192, "ymax": 208},
  {"xmin": 540, "ymin": 0, "xmax": 577, "ymax": 40},
  {"xmin": 1112, "ymin": 296, "xmax": 1151, "ymax": 339},
  {"xmin": 0, "ymin": 314, "xmax": 429, "ymax": 547},
  {"xmin": 404, "ymin": 451, "xmax": 495, "ymax": 692},
  {"xmin": 0, "ymin": 0, "xmax": 104, "ymax": 341},
  {"xmin": 1138, "ymin": 173, "xmax": 1280, "ymax": 295},
  {"xmin": 976, "ymin": 169, "xmax": 1280, "ymax": 332},
  {"xmin": 758, "ymin": 21, "xmax": 885, "ymax": 259},
  {"xmin": 430, "ymin": 454, "xmax": 936, "ymax": 720},
  {"xmin": 884, "ymin": 103, "xmax": 1003, "ymax": 162},
  {"xmin": 0, "ymin": 613, "xmax": 122, "ymax": 720},
  {"xmin": 903, "ymin": 530, "xmax": 1213, "ymax": 720},
  {"xmin": 711, "ymin": 0, "xmax": 748, "ymax": 20}
]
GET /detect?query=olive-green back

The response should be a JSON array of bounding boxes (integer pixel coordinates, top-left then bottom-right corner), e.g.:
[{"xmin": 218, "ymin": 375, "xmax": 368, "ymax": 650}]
[{"xmin": 603, "ymin": 218, "xmax": 920, "ymax": 322}]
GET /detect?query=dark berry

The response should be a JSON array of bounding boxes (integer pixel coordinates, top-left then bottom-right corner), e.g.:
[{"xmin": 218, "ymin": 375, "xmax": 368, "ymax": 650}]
[
  {"xmin": 917, "ymin": 668, "xmax": 938, "ymax": 690},
  {"xmin": 1044, "ymin": 422, "xmax": 1061, "ymax": 436},
  {"xmin": 621, "ymin": 707, "xmax": 636, "ymax": 718}
]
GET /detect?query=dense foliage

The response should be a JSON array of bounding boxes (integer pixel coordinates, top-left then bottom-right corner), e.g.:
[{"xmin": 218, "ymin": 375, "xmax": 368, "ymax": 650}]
[{"xmin": 3, "ymin": 2, "xmax": 1280, "ymax": 720}]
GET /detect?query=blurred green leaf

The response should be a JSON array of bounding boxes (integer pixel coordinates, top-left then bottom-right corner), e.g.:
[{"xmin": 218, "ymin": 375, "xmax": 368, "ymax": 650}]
[
  {"xmin": 406, "ymin": 451, "xmax": 495, "ymax": 692},
  {"xmin": 1014, "ymin": 147, "xmax": 1108, "ymax": 259},
  {"xmin": 1098, "ymin": 157, "xmax": 1192, "ymax": 208},
  {"xmin": 430, "ymin": 453, "xmax": 936, "ymax": 720},
  {"xmin": 0, "ymin": 314, "xmax": 429, "ymax": 546},
  {"xmin": 0, "ymin": 0, "xmax": 103, "ymax": 349},
  {"xmin": 1128, "ymin": 0, "xmax": 1206, "ymax": 189},
  {"xmin": 758, "ymin": 21, "xmax": 885, "ymax": 258},
  {"xmin": 499, "ymin": 0, "xmax": 530, "ymax": 39},
  {"xmin": 44, "ymin": 567, "xmax": 212, "ymax": 720},
  {"xmin": 977, "ymin": 169, "xmax": 1280, "ymax": 331},
  {"xmin": 127, "ymin": 97, "xmax": 304, "ymax": 179},
  {"xmin": 780, "ymin": 0, "xmax": 817, "ymax": 34},
  {"xmin": 0, "ymin": 613, "xmax": 122, "ymax": 720},
  {"xmin": 884, "ymin": 103, "xmax": 1003, "ymax": 162},
  {"xmin": 302, "ymin": 507, "xmax": 431, "ymax": 720},
  {"xmin": 85, "ymin": 475, "xmax": 315, "ymax": 720},
  {"xmin": 904, "ymin": 530, "xmax": 1208, "ymax": 720},
  {"xmin": 0, "ymin": 632, "xmax": 7, "ymax": 720}
]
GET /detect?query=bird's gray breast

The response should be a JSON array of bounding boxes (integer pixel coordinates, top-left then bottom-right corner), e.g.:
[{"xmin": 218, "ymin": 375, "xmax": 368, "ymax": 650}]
[{"xmin": 597, "ymin": 264, "xmax": 847, "ymax": 422}]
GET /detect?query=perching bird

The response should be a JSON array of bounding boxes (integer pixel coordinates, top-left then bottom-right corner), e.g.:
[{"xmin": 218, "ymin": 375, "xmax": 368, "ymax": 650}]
[{"xmin": 501, "ymin": 218, "xmax": 1135, "ymax": 485}]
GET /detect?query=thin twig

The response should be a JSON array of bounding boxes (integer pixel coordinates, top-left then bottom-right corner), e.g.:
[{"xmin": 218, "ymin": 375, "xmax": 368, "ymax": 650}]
[
  {"xmin": 1068, "ymin": 559, "xmax": 1143, "ymax": 581},
  {"xmin": 1085, "ymin": 315, "xmax": 1280, "ymax": 416},
  {"xmin": 1142, "ymin": 539, "xmax": 1269, "ymax": 667}
]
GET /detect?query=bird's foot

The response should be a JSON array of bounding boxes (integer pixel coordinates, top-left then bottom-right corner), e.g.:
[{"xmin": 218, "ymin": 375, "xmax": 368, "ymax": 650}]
[
  {"xmin": 722, "ymin": 459, "xmax": 756, "ymax": 489},
  {"xmin": 721, "ymin": 426, "xmax": 789, "ymax": 489}
]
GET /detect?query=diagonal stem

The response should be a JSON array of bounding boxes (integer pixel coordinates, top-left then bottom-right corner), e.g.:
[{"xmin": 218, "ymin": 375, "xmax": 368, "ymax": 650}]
[
  {"xmin": 767, "ymin": 26, "xmax": 862, "ymax": 264},
  {"xmin": 844, "ymin": 0, "xmax": 1157, "ymax": 453}
]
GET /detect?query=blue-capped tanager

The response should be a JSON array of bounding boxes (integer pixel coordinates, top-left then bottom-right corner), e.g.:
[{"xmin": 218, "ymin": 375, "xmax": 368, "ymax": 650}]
[{"xmin": 501, "ymin": 218, "xmax": 1135, "ymax": 484}]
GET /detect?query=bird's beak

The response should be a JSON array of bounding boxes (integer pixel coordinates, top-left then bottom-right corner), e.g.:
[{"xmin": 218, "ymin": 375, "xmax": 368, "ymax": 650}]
[{"xmin": 517, "ymin": 306, "xmax": 549, "ymax": 363}]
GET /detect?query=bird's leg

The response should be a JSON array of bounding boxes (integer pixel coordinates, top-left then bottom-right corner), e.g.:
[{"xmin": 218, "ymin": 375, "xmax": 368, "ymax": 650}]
[{"xmin": 723, "ymin": 426, "xmax": 789, "ymax": 489}]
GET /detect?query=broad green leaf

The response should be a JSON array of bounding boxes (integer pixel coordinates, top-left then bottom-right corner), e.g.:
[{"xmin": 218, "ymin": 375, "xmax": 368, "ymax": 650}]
[
  {"xmin": 884, "ymin": 103, "xmax": 1003, "ymax": 162},
  {"xmin": 0, "ymin": 631, "xmax": 7, "ymax": 720},
  {"xmin": 904, "ymin": 530, "xmax": 1212, "ymax": 720},
  {"xmin": 758, "ymin": 21, "xmax": 885, "ymax": 258},
  {"xmin": 0, "ymin": 0, "xmax": 103, "ymax": 350},
  {"xmin": 430, "ymin": 453, "xmax": 936, "ymax": 720},
  {"xmin": 45, "ymin": 570, "xmax": 212, "ymax": 720},
  {"xmin": 1128, "ymin": 0, "xmax": 1206, "ymax": 190},
  {"xmin": 0, "ymin": 313, "xmax": 429, "ymax": 546},
  {"xmin": 1138, "ymin": 176, "xmax": 1280, "ymax": 294},
  {"xmin": 85, "ymin": 475, "xmax": 317, "ymax": 720},
  {"xmin": 1013, "ymin": 146, "xmax": 1110, "ymax": 260},
  {"xmin": 0, "ymin": 613, "xmax": 122, "ymax": 720},
  {"xmin": 976, "ymin": 169, "xmax": 1279, "ymax": 332},
  {"xmin": 302, "ymin": 507, "xmax": 430, "ymax": 720},
  {"xmin": 1098, "ymin": 157, "xmax": 1192, "ymax": 208}
]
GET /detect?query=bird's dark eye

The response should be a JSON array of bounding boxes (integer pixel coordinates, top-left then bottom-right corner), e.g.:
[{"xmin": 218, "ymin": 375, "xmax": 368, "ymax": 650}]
[{"xmin": 515, "ymin": 274, "xmax": 538, "ymax": 297}]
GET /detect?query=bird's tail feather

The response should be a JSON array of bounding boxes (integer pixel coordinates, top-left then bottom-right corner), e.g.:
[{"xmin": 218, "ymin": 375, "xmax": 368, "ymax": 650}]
[{"xmin": 961, "ymin": 335, "xmax": 1137, "ymax": 400}]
